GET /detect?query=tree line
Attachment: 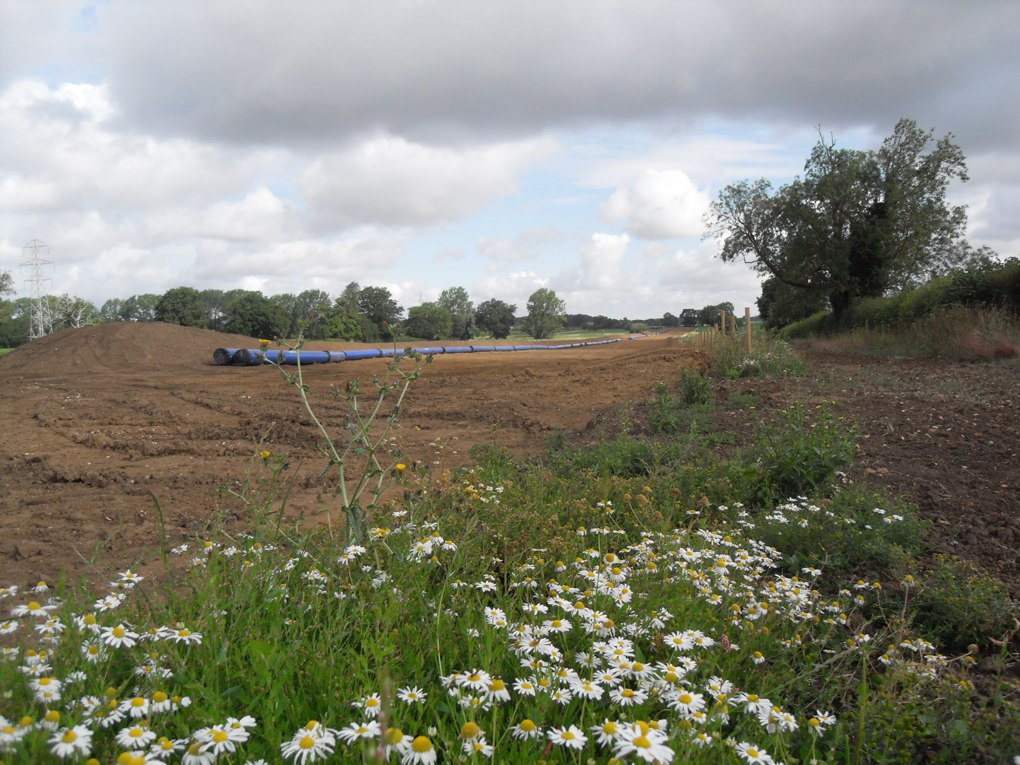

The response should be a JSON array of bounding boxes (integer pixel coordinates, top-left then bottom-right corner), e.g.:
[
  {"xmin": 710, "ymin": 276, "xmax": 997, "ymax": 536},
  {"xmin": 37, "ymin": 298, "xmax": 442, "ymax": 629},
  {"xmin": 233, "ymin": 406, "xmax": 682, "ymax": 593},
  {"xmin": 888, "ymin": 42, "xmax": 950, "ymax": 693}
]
[{"xmin": 0, "ymin": 272, "xmax": 736, "ymax": 348}]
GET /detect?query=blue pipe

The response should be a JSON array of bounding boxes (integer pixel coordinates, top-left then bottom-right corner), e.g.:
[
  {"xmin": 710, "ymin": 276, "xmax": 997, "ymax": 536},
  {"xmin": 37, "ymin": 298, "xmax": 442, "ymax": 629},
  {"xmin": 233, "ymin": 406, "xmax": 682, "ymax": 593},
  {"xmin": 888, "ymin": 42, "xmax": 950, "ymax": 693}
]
[
  {"xmin": 343, "ymin": 349, "xmax": 383, "ymax": 360},
  {"xmin": 216, "ymin": 335, "xmax": 631, "ymax": 366}
]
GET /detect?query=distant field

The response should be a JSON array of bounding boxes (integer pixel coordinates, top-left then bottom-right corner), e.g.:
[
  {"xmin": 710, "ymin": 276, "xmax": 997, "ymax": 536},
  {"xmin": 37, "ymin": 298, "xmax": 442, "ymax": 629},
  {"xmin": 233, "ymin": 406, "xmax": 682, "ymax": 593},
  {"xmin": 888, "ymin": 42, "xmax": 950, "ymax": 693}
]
[{"xmin": 0, "ymin": 349, "xmax": 11, "ymax": 356}]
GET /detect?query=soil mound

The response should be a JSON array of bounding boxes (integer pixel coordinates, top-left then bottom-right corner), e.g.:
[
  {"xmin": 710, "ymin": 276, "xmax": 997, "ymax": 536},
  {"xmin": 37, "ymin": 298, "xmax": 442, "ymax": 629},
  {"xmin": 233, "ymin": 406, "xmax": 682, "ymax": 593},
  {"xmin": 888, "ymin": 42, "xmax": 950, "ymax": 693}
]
[{"xmin": 0, "ymin": 322, "xmax": 260, "ymax": 374}]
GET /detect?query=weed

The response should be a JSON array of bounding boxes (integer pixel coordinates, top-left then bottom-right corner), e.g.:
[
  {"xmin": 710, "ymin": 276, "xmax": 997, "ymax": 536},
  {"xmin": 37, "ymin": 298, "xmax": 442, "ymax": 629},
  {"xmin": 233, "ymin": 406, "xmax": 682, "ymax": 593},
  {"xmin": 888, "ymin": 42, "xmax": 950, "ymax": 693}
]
[
  {"xmin": 910, "ymin": 556, "xmax": 1020, "ymax": 652},
  {"xmin": 725, "ymin": 391, "xmax": 763, "ymax": 410},
  {"xmin": 742, "ymin": 402, "xmax": 859, "ymax": 502}
]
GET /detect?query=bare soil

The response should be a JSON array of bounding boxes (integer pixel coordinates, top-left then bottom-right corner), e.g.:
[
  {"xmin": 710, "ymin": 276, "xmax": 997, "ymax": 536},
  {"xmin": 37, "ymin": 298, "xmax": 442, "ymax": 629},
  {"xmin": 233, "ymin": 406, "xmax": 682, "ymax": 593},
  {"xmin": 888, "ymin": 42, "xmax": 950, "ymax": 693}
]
[{"xmin": 1, "ymin": 323, "xmax": 1017, "ymax": 598}]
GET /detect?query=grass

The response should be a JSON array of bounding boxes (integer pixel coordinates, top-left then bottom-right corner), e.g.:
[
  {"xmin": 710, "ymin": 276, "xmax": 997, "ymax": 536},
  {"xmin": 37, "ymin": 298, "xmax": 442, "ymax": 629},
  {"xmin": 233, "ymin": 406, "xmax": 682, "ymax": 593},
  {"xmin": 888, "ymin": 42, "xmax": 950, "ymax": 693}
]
[
  {"xmin": 0, "ymin": 348, "xmax": 12, "ymax": 356},
  {"xmin": 788, "ymin": 306, "xmax": 1020, "ymax": 362},
  {"xmin": 1, "ymin": 354, "xmax": 1018, "ymax": 764}
]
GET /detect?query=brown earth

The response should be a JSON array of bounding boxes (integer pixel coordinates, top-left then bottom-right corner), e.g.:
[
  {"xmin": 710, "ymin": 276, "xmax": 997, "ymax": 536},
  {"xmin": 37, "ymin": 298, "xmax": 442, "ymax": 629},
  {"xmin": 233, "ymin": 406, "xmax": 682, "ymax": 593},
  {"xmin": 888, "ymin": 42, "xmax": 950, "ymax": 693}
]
[{"xmin": 0, "ymin": 323, "xmax": 1018, "ymax": 598}]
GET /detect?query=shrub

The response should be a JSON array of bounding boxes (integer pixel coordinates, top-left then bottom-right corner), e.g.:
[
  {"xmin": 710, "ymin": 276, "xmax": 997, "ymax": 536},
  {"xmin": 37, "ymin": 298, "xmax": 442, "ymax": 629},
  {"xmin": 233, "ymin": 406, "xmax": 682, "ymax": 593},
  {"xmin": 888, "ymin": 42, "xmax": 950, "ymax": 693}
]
[
  {"xmin": 910, "ymin": 556, "xmax": 1020, "ymax": 652},
  {"xmin": 742, "ymin": 402, "xmax": 858, "ymax": 502}
]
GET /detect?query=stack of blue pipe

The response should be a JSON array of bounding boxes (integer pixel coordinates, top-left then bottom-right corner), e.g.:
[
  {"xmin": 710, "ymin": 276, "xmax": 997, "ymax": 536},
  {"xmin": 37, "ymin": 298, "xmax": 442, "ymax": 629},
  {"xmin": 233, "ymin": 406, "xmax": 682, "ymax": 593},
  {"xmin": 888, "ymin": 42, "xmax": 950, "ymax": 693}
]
[{"xmin": 213, "ymin": 338, "xmax": 624, "ymax": 366}]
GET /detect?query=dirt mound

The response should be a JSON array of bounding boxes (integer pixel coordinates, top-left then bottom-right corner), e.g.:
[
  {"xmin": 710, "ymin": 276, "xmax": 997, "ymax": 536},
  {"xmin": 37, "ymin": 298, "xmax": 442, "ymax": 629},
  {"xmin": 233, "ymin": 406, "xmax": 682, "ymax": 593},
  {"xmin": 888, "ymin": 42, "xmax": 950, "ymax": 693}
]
[{"xmin": 0, "ymin": 322, "xmax": 261, "ymax": 374}]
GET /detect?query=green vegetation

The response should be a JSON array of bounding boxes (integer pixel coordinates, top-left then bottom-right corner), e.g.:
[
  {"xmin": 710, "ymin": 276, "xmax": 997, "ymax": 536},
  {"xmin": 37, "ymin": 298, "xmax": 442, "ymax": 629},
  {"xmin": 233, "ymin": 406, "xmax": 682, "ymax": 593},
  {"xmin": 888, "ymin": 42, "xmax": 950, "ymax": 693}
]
[
  {"xmin": 708, "ymin": 118, "xmax": 989, "ymax": 320},
  {"xmin": 521, "ymin": 287, "xmax": 566, "ymax": 340},
  {"xmin": 1, "ymin": 351, "xmax": 1018, "ymax": 764}
]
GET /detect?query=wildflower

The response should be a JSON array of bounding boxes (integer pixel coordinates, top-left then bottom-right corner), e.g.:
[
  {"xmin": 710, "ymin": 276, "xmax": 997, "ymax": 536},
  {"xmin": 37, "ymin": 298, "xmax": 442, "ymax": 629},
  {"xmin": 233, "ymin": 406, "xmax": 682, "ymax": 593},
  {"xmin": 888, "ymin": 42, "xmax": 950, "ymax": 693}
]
[
  {"xmin": 360, "ymin": 693, "xmax": 383, "ymax": 717},
  {"xmin": 397, "ymin": 686, "xmax": 427, "ymax": 705},
  {"xmin": 609, "ymin": 686, "xmax": 647, "ymax": 706},
  {"xmin": 11, "ymin": 600, "xmax": 56, "ymax": 618},
  {"xmin": 548, "ymin": 725, "xmax": 588, "ymax": 750},
  {"xmin": 280, "ymin": 725, "xmax": 336, "ymax": 764},
  {"xmin": 102, "ymin": 624, "xmax": 139, "ymax": 649},
  {"xmin": 669, "ymin": 690, "xmax": 706, "ymax": 716},
  {"xmin": 592, "ymin": 719, "xmax": 622, "ymax": 747},
  {"xmin": 461, "ymin": 737, "xmax": 494, "ymax": 758},
  {"xmin": 121, "ymin": 696, "xmax": 150, "ymax": 719},
  {"xmin": 485, "ymin": 678, "xmax": 511, "ymax": 703},
  {"xmin": 403, "ymin": 735, "xmax": 437, "ymax": 765},
  {"xmin": 167, "ymin": 628, "xmax": 202, "ymax": 645},
  {"xmin": 150, "ymin": 736, "xmax": 186, "ymax": 760},
  {"xmin": 513, "ymin": 677, "xmax": 537, "ymax": 696},
  {"xmin": 735, "ymin": 741, "xmax": 775, "ymax": 764},
  {"xmin": 614, "ymin": 723, "xmax": 674, "ymax": 763},
  {"xmin": 49, "ymin": 724, "xmax": 93, "ymax": 759},
  {"xmin": 336, "ymin": 720, "xmax": 381, "ymax": 744},
  {"xmin": 116, "ymin": 724, "xmax": 157, "ymax": 749},
  {"xmin": 511, "ymin": 719, "xmax": 541, "ymax": 741}
]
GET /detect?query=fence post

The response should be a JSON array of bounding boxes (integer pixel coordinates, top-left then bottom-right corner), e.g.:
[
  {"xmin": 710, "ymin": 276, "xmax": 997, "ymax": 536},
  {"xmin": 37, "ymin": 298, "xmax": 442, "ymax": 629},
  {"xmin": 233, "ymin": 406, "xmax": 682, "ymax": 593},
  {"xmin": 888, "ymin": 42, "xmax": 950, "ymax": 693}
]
[
  {"xmin": 730, "ymin": 314, "xmax": 736, "ymax": 336},
  {"xmin": 745, "ymin": 307, "xmax": 752, "ymax": 352},
  {"xmin": 720, "ymin": 311, "xmax": 726, "ymax": 334}
]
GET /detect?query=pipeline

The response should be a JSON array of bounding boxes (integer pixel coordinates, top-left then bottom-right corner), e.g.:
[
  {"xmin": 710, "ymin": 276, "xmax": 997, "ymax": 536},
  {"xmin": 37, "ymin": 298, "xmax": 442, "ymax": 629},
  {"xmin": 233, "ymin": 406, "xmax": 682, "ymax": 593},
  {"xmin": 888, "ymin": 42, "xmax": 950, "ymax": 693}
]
[{"xmin": 213, "ymin": 338, "xmax": 624, "ymax": 366}]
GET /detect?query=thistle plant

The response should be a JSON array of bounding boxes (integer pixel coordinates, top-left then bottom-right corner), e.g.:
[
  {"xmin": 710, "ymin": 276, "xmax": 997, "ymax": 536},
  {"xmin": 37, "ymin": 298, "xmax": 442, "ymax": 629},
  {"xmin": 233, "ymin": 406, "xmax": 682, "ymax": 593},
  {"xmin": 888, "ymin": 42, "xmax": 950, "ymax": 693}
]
[{"xmin": 266, "ymin": 337, "xmax": 431, "ymax": 544}]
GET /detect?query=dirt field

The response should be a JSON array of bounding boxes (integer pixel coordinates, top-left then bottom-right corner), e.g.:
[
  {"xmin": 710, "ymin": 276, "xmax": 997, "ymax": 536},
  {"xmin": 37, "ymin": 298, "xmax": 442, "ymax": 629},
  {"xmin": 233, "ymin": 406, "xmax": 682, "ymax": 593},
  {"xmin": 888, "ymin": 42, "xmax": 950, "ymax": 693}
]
[{"xmin": 1, "ymin": 323, "xmax": 1017, "ymax": 597}]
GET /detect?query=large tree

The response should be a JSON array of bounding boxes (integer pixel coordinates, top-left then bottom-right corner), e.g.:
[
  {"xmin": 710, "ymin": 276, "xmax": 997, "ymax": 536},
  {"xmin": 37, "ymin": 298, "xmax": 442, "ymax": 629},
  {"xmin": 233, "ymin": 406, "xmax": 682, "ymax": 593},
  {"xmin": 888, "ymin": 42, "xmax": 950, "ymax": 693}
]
[
  {"xmin": 225, "ymin": 292, "xmax": 289, "ymax": 339},
  {"xmin": 705, "ymin": 119, "xmax": 982, "ymax": 318},
  {"xmin": 437, "ymin": 286, "xmax": 474, "ymax": 339},
  {"xmin": 405, "ymin": 302, "xmax": 453, "ymax": 341},
  {"xmin": 155, "ymin": 286, "xmax": 208, "ymax": 328},
  {"xmin": 474, "ymin": 299, "xmax": 517, "ymax": 339},
  {"xmin": 357, "ymin": 286, "xmax": 403, "ymax": 341},
  {"xmin": 521, "ymin": 288, "xmax": 565, "ymax": 340},
  {"xmin": 118, "ymin": 293, "xmax": 161, "ymax": 322}
]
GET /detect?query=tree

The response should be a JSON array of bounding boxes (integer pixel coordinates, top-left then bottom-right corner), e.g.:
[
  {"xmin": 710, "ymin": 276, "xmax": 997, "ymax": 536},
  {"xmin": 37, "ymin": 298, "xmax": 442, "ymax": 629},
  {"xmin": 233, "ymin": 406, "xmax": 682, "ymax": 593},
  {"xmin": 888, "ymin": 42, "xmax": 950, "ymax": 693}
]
[
  {"xmin": 699, "ymin": 302, "xmax": 734, "ymax": 327},
  {"xmin": 52, "ymin": 295, "xmax": 98, "ymax": 330},
  {"xmin": 118, "ymin": 293, "xmax": 160, "ymax": 322},
  {"xmin": 522, "ymin": 288, "xmax": 565, "ymax": 340},
  {"xmin": 437, "ymin": 286, "xmax": 474, "ymax": 339},
  {"xmin": 0, "ymin": 270, "xmax": 13, "ymax": 327},
  {"xmin": 679, "ymin": 309, "xmax": 699, "ymax": 327},
  {"xmin": 322, "ymin": 299, "xmax": 364, "ymax": 341},
  {"xmin": 98, "ymin": 298, "xmax": 124, "ymax": 322},
  {"xmin": 474, "ymin": 299, "xmax": 517, "ymax": 339},
  {"xmin": 662, "ymin": 312, "xmax": 679, "ymax": 328},
  {"xmin": 155, "ymin": 287, "xmax": 208, "ymax": 328},
  {"xmin": 757, "ymin": 276, "xmax": 827, "ymax": 330},
  {"xmin": 357, "ymin": 286, "xmax": 403, "ymax": 341},
  {"xmin": 706, "ymin": 119, "xmax": 984, "ymax": 318},
  {"xmin": 224, "ymin": 292, "xmax": 289, "ymax": 339},
  {"xmin": 405, "ymin": 302, "xmax": 453, "ymax": 341},
  {"xmin": 289, "ymin": 289, "xmax": 332, "ymax": 337}
]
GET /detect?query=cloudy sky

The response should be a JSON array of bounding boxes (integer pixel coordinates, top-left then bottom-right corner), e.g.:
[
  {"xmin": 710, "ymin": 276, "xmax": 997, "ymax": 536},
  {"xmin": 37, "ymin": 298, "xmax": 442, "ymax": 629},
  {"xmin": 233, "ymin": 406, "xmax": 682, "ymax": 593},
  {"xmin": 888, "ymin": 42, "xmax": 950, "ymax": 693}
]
[{"xmin": 1, "ymin": 1, "xmax": 1017, "ymax": 319}]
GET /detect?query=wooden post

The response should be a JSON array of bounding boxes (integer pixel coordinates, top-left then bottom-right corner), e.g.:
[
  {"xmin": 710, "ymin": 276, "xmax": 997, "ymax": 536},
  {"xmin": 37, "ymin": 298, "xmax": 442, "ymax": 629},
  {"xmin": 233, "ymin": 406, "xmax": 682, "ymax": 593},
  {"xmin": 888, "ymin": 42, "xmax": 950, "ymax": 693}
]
[
  {"xmin": 745, "ymin": 307, "xmax": 752, "ymax": 352},
  {"xmin": 720, "ymin": 311, "xmax": 726, "ymax": 334},
  {"xmin": 730, "ymin": 314, "xmax": 736, "ymax": 336}
]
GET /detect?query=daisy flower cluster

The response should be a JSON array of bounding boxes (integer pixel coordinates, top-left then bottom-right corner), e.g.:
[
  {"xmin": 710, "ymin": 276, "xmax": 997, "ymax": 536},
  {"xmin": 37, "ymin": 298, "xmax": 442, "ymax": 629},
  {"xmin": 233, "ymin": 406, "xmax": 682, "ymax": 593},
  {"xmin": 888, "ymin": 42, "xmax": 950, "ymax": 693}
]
[{"xmin": 0, "ymin": 494, "xmax": 956, "ymax": 763}]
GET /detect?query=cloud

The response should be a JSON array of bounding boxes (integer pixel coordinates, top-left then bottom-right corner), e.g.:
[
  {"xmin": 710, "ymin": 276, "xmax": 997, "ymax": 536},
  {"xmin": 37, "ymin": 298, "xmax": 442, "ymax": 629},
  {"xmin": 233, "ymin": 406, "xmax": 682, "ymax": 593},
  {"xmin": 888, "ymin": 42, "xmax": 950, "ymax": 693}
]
[
  {"xmin": 475, "ymin": 227, "xmax": 564, "ymax": 271},
  {"xmin": 471, "ymin": 270, "xmax": 548, "ymax": 308},
  {"xmin": 599, "ymin": 170, "xmax": 710, "ymax": 239},
  {"xmin": 9, "ymin": 2, "xmax": 1008, "ymax": 154},
  {"xmin": 298, "ymin": 134, "xmax": 557, "ymax": 228}
]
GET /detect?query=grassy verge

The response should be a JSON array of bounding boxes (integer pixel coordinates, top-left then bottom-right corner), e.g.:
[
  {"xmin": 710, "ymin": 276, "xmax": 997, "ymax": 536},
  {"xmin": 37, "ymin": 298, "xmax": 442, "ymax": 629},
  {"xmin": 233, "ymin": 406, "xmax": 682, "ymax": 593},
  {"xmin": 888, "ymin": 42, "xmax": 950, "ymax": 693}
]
[
  {"xmin": 1, "ymin": 355, "xmax": 1018, "ymax": 764},
  {"xmin": 783, "ymin": 306, "xmax": 1020, "ymax": 361}
]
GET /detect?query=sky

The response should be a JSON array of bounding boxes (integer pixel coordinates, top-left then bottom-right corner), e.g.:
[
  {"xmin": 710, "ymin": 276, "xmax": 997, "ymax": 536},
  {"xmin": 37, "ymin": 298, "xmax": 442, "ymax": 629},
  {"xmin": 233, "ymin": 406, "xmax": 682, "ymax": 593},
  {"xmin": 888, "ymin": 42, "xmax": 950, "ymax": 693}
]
[{"xmin": 1, "ymin": 1, "xmax": 1018, "ymax": 320}]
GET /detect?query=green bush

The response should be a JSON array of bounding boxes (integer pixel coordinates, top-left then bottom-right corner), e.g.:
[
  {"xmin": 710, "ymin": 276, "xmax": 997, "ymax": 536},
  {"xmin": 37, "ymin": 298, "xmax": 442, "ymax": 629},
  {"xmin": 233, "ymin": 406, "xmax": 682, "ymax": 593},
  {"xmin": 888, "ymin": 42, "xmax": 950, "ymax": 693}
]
[
  {"xmin": 742, "ymin": 402, "xmax": 858, "ymax": 502},
  {"xmin": 911, "ymin": 556, "xmax": 1020, "ymax": 652}
]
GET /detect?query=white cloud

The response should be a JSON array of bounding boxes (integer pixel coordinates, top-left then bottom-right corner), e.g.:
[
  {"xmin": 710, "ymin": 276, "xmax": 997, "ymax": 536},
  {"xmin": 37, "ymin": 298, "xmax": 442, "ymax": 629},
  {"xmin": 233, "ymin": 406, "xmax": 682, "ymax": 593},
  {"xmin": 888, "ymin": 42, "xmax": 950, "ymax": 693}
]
[
  {"xmin": 299, "ymin": 134, "xmax": 557, "ymax": 228},
  {"xmin": 472, "ymin": 270, "xmax": 548, "ymax": 309},
  {"xmin": 599, "ymin": 169, "xmax": 710, "ymax": 240}
]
